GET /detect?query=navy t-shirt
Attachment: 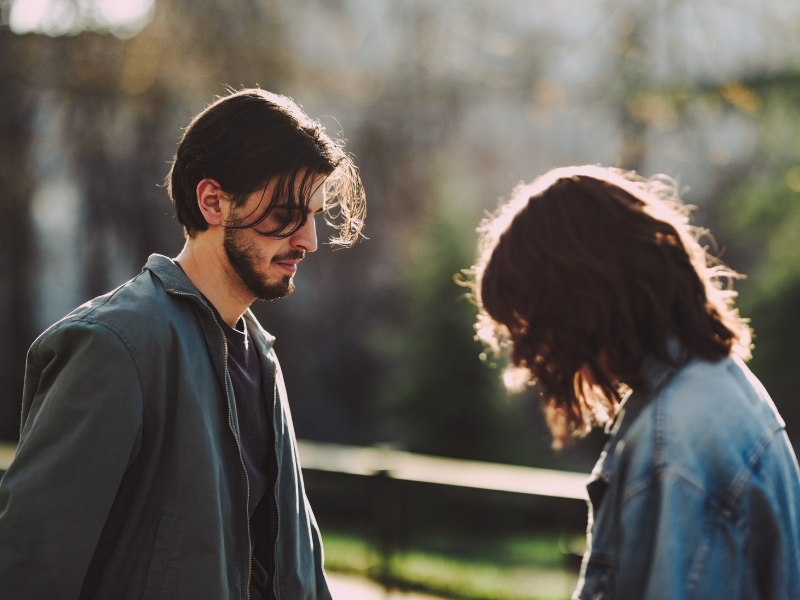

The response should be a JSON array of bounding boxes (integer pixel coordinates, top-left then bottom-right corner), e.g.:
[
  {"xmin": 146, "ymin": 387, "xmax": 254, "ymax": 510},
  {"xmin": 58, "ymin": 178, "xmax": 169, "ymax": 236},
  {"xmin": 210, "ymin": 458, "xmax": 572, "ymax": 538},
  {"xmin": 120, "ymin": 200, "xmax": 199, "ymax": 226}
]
[
  {"xmin": 209, "ymin": 303, "xmax": 274, "ymax": 600},
  {"xmin": 177, "ymin": 272, "xmax": 274, "ymax": 600}
]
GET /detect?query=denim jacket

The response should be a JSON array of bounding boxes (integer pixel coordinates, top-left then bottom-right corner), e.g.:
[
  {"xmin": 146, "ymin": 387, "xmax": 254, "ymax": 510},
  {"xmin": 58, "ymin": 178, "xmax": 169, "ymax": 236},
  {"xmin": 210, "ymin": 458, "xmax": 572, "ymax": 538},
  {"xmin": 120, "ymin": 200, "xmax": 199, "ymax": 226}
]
[
  {"xmin": 574, "ymin": 354, "xmax": 800, "ymax": 600},
  {"xmin": 0, "ymin": 255, "xmax": 331, "ymax": 600}
]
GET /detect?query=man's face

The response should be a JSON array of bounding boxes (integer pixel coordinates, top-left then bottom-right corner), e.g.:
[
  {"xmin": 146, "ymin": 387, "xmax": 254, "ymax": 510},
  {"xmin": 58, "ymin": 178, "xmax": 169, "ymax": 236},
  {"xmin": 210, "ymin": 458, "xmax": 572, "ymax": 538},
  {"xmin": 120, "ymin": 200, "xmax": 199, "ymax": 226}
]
[{"xmin": 222, "ymin": 175, "xmax": 326, "ymax": 301}]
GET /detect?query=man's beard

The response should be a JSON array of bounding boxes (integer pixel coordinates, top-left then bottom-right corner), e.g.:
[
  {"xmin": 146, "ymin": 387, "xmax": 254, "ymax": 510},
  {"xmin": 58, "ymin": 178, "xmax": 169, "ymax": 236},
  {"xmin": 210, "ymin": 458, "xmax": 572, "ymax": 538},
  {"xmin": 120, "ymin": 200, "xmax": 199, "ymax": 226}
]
[{"xmin": 223, "ymin": 227, "xmax": 302, "ymax": 301}]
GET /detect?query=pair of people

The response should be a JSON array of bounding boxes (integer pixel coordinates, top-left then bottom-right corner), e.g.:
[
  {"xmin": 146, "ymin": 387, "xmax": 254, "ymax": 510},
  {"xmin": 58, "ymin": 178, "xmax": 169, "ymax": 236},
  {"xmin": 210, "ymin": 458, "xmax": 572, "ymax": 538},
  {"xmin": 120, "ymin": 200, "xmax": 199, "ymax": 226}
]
[{"xmin": 0, "ymin": 89, "xmax": 798, "ymax": 600}]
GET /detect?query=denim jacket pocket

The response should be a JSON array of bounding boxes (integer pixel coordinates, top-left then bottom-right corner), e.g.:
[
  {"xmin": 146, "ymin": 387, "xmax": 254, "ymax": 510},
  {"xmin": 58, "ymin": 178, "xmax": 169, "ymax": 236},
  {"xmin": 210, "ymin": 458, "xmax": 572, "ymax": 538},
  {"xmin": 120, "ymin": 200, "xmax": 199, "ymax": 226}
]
[
  {"xmin": 142, "ymin": 512, "xmax": 182, "ymax": 600},
  {"xmin": 576, "ymin": 551, "xmax": 616, "ymax": 600}
]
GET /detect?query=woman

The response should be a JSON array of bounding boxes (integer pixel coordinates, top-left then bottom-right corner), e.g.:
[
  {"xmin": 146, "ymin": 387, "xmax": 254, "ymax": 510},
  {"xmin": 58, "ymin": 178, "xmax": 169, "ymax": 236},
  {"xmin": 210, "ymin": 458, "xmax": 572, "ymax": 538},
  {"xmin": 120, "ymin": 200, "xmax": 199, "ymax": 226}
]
[{"xmin": 471, "ymin": 165, "xmax": 800, "ymax": 599}]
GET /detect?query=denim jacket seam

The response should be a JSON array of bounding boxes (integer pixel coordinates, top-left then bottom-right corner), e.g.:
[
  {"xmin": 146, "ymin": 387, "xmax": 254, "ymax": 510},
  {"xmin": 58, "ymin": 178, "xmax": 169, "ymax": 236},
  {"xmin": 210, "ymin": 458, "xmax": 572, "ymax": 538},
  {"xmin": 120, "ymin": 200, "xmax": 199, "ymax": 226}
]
[
  {"xmin": 653, "ymin": 387, "xmax": 669, "ymax": 470},
  {"xmin": 753, "ymin": 432, "xmax": 782, "ymax": 493},
  {"xmin": 722, "ymin": 428, "xmax": 774, "ymax": 518},
  {"xmin": 620, "ymin": 474, "xmax": 655, "ymax": 507},
  {"xmin": 663, "ymin": 465, "xmax": 708, "ymax": 495},
  {"xmin": 684, "ymin": 507, "xmax": 719, "ymax": 598},
  {"xmin": 620, "ymin": 466, "xmax": 708, "ymax": 508}
]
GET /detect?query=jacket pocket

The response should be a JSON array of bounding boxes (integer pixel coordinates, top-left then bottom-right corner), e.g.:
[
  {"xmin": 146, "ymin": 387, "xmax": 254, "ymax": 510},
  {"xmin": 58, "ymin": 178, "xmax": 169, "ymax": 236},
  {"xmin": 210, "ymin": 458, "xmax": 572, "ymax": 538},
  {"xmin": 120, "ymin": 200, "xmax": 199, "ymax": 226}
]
[{"xmin": 142, "ymin": 512, "xmax": 181, "ymax": 600}]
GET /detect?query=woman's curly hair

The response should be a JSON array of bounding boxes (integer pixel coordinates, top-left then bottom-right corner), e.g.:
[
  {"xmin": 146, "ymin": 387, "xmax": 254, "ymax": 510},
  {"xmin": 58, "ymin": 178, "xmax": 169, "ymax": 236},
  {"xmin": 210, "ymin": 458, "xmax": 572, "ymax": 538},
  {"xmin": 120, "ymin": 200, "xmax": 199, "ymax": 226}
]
[{"xmin": 470, "ymin": 165, "xmax": 751, "ymax": 448}]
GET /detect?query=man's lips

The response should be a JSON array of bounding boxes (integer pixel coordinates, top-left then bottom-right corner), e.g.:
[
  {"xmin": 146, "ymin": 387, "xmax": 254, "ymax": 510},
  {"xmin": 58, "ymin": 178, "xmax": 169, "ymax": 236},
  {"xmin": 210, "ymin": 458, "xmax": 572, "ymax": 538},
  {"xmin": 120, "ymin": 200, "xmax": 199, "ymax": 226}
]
[
  {"xmin": 272, "ymin": 250, "xmax": 304, "ymax": 274},
  {"xmin": 274, "ymin": 260, "xmax": 299, "ymax": 274}
]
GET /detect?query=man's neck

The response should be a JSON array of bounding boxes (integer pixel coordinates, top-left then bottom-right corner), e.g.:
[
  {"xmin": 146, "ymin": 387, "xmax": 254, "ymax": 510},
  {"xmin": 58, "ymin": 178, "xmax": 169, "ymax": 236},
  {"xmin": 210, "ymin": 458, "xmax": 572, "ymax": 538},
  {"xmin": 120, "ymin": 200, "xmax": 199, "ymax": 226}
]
[{"xmin": 175, "ymin": 238, "xmax": 254, "ymax": 328}]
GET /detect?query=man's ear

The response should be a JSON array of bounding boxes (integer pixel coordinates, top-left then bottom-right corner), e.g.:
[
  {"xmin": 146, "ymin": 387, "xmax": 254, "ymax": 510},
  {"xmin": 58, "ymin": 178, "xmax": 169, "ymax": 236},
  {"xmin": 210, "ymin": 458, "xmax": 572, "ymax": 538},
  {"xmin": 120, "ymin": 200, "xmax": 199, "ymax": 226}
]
[{"xmin": 196, "ymin": 179, "xmax": 225, "ymax": 227}]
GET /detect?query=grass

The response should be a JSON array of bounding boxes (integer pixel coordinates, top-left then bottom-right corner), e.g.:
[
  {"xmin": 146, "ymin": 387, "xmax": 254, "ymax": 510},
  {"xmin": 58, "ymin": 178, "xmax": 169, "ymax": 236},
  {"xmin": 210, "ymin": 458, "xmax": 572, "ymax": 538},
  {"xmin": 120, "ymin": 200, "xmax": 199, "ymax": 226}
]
[{"xmin": 321, "ymin": 530, "xmax": 584, "ymax": 600}]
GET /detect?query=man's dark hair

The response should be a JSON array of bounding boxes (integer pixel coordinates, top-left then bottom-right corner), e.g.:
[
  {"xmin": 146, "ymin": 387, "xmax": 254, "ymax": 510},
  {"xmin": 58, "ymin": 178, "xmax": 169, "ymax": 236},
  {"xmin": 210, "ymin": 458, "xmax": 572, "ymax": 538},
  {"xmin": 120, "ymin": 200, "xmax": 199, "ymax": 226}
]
[
  {"xmin": 471, "ymin": 165, "xmax": 751, "ymax": 447},
  {"xmin": 167, "ymin": 88, "xmax": 365, "ymax": 244}
]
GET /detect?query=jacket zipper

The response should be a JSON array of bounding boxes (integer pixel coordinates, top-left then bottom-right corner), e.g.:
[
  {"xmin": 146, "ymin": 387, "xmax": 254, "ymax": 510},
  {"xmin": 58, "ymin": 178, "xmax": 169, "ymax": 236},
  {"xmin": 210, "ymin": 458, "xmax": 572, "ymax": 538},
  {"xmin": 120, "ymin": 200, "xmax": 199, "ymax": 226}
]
[
  {"xmin": 271, "ymin": 369, "xmax": 281, "ymax": 600},
  {"xmin": 173, "ymin": 291, "xmax": 253, "ymax": 600}
]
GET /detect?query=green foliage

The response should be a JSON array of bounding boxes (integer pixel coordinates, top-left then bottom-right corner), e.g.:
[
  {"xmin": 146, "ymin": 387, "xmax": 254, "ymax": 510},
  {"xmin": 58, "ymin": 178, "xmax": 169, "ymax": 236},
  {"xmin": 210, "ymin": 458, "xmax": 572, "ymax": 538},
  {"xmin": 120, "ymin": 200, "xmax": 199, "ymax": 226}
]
[
  {"xmin": 721, "ymin": 177, "xmax": 800, "ymax": 439},
  {"xmin": 715, "ymin": 73, "xmax": 800, "ymax": 441},
  {"xmin": 369, "ymin": 196, "xmax": 530, "ymax": 464},
  {"xmin": 321, "ymin": 529, "xmax": 579, "ymax": 600},
  {"xmin": 724, "ymin": 172, "xmax": 800, "ymax": 298}
]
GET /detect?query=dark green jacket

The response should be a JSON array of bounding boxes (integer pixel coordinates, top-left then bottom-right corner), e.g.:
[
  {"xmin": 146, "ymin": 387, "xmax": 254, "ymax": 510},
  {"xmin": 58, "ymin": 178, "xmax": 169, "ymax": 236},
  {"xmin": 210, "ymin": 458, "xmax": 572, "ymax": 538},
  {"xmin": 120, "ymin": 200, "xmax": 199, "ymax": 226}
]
[{"xmin": 0, "ymin": 255, "xmax": 331, "ymax": 600}]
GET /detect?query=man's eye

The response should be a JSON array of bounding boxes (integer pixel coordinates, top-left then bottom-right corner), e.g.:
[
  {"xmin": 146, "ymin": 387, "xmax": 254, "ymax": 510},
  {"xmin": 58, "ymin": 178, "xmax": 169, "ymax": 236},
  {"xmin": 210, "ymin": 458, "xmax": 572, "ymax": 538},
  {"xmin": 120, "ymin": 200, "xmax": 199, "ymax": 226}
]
[{"xmin": 271, "ymin": 208, "xmax": 307, "ymax": 230}]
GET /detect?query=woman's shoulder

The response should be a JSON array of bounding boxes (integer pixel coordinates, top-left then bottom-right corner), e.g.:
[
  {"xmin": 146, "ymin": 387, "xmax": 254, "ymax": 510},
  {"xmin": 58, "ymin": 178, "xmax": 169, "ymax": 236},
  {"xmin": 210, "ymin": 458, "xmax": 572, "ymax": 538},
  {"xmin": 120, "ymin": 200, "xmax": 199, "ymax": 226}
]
[
  {"xmin": 622, "ymin": 355, "xmax": 786, "ymax": 497},
  {"xmin": 661, "ymin": 355, "xmax": 783, "ymax": 444}
]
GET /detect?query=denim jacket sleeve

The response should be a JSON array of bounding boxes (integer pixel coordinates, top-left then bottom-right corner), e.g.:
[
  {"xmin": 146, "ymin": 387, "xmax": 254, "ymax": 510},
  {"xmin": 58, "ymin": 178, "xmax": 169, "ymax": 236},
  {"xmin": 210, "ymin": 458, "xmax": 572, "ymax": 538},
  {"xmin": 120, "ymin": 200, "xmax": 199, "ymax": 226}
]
[{"xmin": 0, "ymin": 319, "xmax": 143, "ymax": 599}]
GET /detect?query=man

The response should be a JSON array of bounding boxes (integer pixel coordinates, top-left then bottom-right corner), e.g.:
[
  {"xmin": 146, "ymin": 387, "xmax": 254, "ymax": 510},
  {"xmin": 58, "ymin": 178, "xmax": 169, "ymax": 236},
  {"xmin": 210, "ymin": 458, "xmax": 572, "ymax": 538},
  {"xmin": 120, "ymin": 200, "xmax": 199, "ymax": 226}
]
[
  {"xmin": 471, "ymin": 165, "xmax": 800, "ymax": 599},
  {"xmin": 0, "ymin": 89, "xmax": 365, "ymax": 600}
]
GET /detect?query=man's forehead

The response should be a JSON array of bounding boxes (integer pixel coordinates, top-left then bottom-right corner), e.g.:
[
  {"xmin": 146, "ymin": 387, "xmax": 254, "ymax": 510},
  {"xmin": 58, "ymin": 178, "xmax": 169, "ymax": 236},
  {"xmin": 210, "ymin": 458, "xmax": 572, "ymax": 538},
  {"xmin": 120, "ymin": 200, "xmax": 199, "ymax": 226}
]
[{"xmin": 310, "ymin": 178, "xmax": 327, "ymax": 212}]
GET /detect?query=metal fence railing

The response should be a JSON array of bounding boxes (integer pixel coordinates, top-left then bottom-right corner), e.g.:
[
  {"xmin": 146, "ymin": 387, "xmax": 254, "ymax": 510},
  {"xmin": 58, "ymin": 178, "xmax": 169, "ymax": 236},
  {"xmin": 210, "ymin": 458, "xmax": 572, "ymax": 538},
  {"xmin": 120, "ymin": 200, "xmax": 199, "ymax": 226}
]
[{"xmin": 296, "ymin": 440, "xmax": 589, "ymax": 500}]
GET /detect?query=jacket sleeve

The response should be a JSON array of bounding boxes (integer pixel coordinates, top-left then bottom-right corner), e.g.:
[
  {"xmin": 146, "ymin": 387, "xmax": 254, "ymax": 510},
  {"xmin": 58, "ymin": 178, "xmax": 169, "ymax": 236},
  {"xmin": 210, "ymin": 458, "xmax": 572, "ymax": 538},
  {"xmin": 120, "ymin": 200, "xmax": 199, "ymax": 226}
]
[
  {"xmin": 306, "ymin": 493, "xmax": 334, "ymax": 600},
  {"xmin": 273, "ymin": 352, "xmax": 333, "ymax": 600},
  {"xmin": 0, "ymin": 319, "xmax": 143, "ymax": 600}
]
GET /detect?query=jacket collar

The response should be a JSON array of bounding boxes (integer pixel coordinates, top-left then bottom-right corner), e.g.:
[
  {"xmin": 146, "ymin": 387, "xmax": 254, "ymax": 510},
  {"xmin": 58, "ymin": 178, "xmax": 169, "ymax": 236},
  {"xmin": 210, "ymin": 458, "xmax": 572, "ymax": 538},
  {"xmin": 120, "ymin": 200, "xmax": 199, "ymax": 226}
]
[
  {"xmin": 143, "ymin": 253, "xmax": 276, "ymax": 350},
  {"xmin": 143, "ymin": 254, "xmax": 202, "ymax": 297},
  {"xmin": 244, "ymin": 311, "xmax": 276, "ymax": 354},
  {"xmin": 585, "ymin": 340, "xmax": 689, "ymax": 507},
  {"xmin": 587, "ymin": 356, "xmax": 675, "ymax": 507},
  {"xmin": 607, "ymin": 338, "xmax": 687, "ymax": 442}
]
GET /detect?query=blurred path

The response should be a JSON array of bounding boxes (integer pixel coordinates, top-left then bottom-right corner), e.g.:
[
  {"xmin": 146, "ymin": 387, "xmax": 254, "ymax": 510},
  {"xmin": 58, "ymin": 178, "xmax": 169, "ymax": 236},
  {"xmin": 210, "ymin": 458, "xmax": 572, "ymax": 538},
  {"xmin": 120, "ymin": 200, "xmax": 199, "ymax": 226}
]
[
  {"xmin": 0, "ymin": 442, "xmax": 15, "ymax": 472},
  {"xmin": 327, "ymin": 573, "xmax": 448, "ymax": 600}
]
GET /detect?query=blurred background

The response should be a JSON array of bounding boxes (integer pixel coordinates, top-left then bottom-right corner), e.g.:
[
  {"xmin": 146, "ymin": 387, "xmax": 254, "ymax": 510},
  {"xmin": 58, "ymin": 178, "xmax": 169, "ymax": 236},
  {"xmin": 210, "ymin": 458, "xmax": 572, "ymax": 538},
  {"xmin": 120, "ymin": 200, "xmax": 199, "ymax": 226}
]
[{"xmin": 2, "ymin": 0, "xmax": 800, "ymax": 598}]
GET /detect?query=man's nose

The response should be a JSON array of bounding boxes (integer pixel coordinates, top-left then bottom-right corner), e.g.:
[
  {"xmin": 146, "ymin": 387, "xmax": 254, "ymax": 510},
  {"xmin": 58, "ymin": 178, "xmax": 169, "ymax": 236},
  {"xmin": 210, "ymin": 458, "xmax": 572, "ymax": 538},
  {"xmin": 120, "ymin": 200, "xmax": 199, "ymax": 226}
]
[{"xmin": 291, "ymin": 215, "xmax": 318, "ymax": 253}]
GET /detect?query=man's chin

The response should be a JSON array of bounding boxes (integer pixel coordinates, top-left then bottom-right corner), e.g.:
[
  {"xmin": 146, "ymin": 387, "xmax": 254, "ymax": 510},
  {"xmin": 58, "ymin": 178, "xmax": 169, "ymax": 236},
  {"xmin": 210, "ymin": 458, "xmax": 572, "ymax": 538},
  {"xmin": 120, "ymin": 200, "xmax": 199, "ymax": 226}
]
[{"xmin": 252, "ymin": 275, "xmax": 294, "ymax": 301}]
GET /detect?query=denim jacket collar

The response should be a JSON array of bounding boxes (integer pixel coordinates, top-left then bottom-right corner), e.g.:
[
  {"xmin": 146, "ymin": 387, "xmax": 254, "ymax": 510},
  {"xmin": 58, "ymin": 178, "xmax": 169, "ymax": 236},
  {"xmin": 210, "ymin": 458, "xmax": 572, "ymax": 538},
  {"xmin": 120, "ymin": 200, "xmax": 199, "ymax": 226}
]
[{"xmin": 588, "ymin": 356, "xmax": 676, "ymax": 507}]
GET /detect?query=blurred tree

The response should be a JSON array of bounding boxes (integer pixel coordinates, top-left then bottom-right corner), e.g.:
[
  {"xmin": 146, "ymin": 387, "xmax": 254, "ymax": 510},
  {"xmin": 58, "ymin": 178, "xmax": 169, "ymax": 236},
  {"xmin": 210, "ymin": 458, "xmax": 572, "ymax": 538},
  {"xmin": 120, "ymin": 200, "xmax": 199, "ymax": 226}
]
[
  {"xmin": 0, "ymin": 20, "xmax": 35, "ymax": 440},
  {"xmin": 367, "ymin": 195, "xmax": 531, "ymax": 464},
  {"xmin": 0, "ymin": 0, "xmax": 290, "ymax": 439},
  {"xmin": 712, "ymin": 72, "xmax": 800, "ymax": 446}
]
